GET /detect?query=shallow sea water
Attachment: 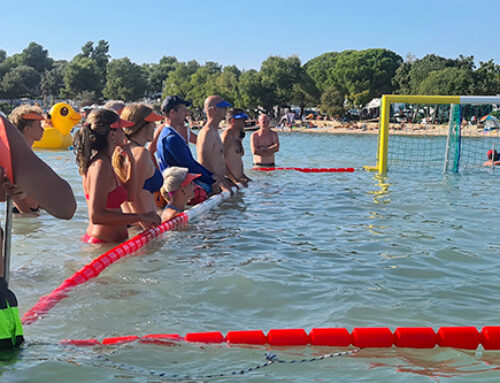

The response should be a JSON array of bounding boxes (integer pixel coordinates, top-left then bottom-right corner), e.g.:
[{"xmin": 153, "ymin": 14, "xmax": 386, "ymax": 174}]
[{"xmin": 2, "ymin": 131, "xmax": 500, "ymax": 382}]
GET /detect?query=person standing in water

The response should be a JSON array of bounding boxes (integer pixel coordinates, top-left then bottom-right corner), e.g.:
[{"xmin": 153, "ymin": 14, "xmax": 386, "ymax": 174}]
[
  {"xmin": 197, "ymin": 95, "xmax": 235, "ymax": 193},
  {"xmin": 119, "ymin": 103, "xmax": 165, "ymax": 228},
  {"xmin": 73, "ymin": 109, "xmax": 160, "ymax": 244},
  {"xmin": 221, "ymin": 108, "xmax": 252, "ymax": 187},
  {"xmin": 250, "ymin": 114, "xmax": 280, "ymax": 167}
]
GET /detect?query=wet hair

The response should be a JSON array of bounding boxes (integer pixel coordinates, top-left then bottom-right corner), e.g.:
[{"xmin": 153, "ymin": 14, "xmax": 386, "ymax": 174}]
[
  {"xmin": 73, "ymin": 108, "xmax": 120, "ymax": 175},
  {"xmin": 120, "ymin": 103, "xmax": 154, "ymax": 138},
  {"xmin": 8, "ymin": 104, "xmax": 44, "ymax": 132}
]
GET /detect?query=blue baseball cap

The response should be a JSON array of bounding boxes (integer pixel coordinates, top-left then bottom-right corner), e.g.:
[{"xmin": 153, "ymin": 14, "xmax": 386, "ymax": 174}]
[{"xmin": 161, "ymin": 95, "xmax": 192, "ymax": 115}]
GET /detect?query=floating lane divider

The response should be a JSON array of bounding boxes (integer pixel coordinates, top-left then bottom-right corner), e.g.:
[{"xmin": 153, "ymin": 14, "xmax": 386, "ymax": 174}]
[
  {"xmin": 60, "ymin": 326, "xmax": 500, "ymax": 350},
  {"xmin": 252, "ymin": 167, "xmax": 355, "ymax": 173},
  {"xmin": 22, "ymin": 185, "xmax": 242, "ymax": 326}
]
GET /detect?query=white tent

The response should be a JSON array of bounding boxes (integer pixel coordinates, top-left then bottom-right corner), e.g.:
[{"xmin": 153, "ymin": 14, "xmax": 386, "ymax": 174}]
[{"xmin": 365, "ymin": 98, "xmax": 381, "ymax": 109}]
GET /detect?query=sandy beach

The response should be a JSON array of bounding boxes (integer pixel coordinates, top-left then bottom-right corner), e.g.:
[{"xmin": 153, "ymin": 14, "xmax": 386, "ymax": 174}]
[{"xmin": 283, "ymin": 120, "xmax": 498, "ymax": 138}]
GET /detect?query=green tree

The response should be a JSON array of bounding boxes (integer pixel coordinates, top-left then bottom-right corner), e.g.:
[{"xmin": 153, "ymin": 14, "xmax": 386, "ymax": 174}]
[
  {"xmin": 419, "ymin": 67, "xmax": 474, "ymax": 95},
  {"xmin": 328, "ymin": 49, "xmax": 402, "ymax": 107},
  {"xmin": 260, "ymin": 55, "xmax": 302, "ymax": 109},
  {"xmin": 19, "ymin": 42, "xmax": 53, "ymax": 73},
  {"xmin": 239, "ymin": 69, "xmax": 268, "ymax": 111},
  {"xmin": 103, "ymin": 58, "xmax": 148, "ymax": 101},
  {"xmin": 162, "ymin": 60, "xmax": 200, "ymax": 100},
  {"xmin": 0, "ymin": 50, "xmax": 6, "ymax": 63},
  {"xmin": 143, "ymin": 56, "xmax": 178, "ymax": 95},
  {"xmin": 291, "ymin": 69, "xmax": 320, "ymax": 116},
  {"xmin": 62, "ymin": 56, "xmax": 103, "ymax": 98},
  {"xmin": 72, "ymin": 40, "xmax": 109, "ymax": 96},
  {"xmin": 320, "ymin": 87, "xmax": 345, "ymax": 117},
  {"xmin": 41, "ymin": 60, "xmax": 67, "ymax": 98},
  {"xmin": 0, "ymin": 65, "xmax": 41, "ymax": 98},
  {"xmin": 213, "ymin": 65, "xmax": 241, "ymax": 106},
  {"xmin": 473, "ymin": 60, "xmax": 500, "ymax": 95},
  {"xmin": 304, "ymin": 52, "xmax": 339, "ymax": 92}
]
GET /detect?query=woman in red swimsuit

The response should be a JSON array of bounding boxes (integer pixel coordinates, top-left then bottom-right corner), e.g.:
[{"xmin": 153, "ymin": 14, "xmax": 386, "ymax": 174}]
[{"xmin": 73, "ymin": 109, "xmax": 161, "ymax": 243}]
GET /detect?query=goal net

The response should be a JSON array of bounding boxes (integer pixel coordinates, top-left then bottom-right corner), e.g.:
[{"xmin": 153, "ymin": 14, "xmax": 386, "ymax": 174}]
[{"xmin": 375, "ymin": 95, "xmax": 500, "ymax": 174}]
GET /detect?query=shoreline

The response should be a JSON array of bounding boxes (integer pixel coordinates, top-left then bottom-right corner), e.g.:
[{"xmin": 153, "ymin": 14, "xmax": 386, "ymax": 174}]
[{"xmin": 278, "ymin": 121, "xmax": 499, "ymax": 138}]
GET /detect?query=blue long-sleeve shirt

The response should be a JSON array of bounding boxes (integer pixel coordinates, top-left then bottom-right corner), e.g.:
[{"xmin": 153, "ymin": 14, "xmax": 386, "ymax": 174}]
[{"xmin": 156, "ymin": 126, "xmax": 215, "ymax": 185}]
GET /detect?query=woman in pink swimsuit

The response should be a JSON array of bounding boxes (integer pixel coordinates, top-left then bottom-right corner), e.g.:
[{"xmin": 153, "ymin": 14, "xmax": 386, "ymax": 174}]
[{"xmin": 73, "ymin": 109, "xmax": 160, "ymax": 243}]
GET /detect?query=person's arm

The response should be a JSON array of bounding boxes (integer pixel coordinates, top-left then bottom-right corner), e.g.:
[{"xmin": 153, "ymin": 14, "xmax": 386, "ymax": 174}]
[
  {"xmin": 86, "ymin": 160, "xmax": 159, "ymax": 226},
  {"xmin": 222, "ymin": 133, "xmax": 240, "ymax": 184},
  {"xmin": 189, "ymin": 129, "xmax": 197, "ymax": 145},
  {"xmin": 4, "ymin": 117, "xmax": 76, "ymax": 219}
]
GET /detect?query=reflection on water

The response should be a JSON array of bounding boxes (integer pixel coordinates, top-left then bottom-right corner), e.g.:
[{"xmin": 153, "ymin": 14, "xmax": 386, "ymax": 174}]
[{"xmin": 2, "ymin": 133, "xmax": 500, "ymax": 382}]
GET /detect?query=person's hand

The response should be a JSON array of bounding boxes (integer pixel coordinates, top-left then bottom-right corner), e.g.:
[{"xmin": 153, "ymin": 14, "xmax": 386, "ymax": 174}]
[
  {"xmin": 116, "ymin": 144, "xmax": 134, "ymax": 163},
  {"xmin": 0, "ymin": 167, "xmax": 27, "ymax": 203},
  {"xmin": 140, "ymin": 211, "xmax": 162, "ymax": 226}
]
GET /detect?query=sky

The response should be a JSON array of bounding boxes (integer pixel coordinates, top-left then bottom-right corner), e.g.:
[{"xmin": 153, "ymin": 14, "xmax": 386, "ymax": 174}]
[{"xmin": 1, "ymin": 0, "xmax": 499, "ymax": 69}]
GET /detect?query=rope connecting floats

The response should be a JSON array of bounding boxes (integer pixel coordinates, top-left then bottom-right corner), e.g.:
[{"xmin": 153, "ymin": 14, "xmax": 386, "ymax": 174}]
[
  {"xmin": 92, "ymin": 350, "xmax": 358, "ymax": 380},
  {"xmin": 61, "ymin": 326, "xmax": 500, "ymax": 350},
  {"xmin": 252, "ymin": 167, "xmax": 355, "ymax": 173},
  {"xmin": 21, "ymin": 186, "xmax": 242, "ymax": 326}
]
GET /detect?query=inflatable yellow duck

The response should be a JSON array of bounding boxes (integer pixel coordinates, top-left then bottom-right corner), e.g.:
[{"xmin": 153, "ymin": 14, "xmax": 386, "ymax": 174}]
[{"xmin": 33, "ymin": 102, "xmax": 81, "ymax": 149}]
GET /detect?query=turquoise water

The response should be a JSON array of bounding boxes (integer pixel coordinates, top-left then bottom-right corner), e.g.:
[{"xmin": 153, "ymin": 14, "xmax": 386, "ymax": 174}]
[{"xmin": 2, "ymin": 132, "xmax": 500, "ymax": 382}]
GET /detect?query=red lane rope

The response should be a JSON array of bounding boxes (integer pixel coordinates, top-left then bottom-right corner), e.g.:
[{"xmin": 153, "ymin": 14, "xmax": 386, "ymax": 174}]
[
  {"xmin": 252, "ymin": 167, "xmax": 355, "ymax": 173},
  {"xmin": 21, "ymin": 213, "xmax": 188, "ymax": 325},
  {"xmin": 60, "ymin": 326, "xmax": 500, "ymax": 350}
]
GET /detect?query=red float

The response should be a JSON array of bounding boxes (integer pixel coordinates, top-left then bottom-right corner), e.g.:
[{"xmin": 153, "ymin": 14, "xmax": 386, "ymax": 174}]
[
  {"xmin": 309, "ymin": 328, "xmax": 351, "ymax": 346},
  {"xmin": 394, "ymin": 327, "xmax": 436, "ymax": 348},
  {"xmin": 184, "ymin": 331, "xmax": 225, "ymax": 343},
  {"xmin": 437, "ymin": 327, "xmax": 481, "ymax": 349},
  {"xmin": 351, "ymin": 327, "xmax": 394, "ymax": 348},
  {"xmin": 267, "ymin": 329, "xmax": 309, "ymax": 346},
  {"xmin": 481, "ymin": 327, "xmax": 500, "ymax": 350},
  {"xmin": 226, "ymin": 330, "xmax": 267, "ymax": 345}
]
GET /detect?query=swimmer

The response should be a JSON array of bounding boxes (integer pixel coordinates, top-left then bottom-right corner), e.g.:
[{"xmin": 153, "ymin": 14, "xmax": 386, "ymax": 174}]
[
  {"xmin": 8, "ymin": 104, "xmax": 47, "ymax": 215},
  {"xmin": 250, "ymin": 114, "xmax": 280, "ymax": 167},
  {"xmin": 221, "ymin": 108, "xmax": 252, "ymax": 187},
  {"xmin": 159, "ymin": 167, "xmax": 201, "ymax": 222},
  {"xmin": 1, "ymin": 113, "xmax": 76, "ymax": 349},
  {"xmin": 73, "ymin": 109, "xmax": 160, "ymax": 244},
  {"xmin": 483, "ymin": 149, "xmax": 500, "ymax": 167},
  {"xmin": 119, "ymin": 103, "xmax": 164, "ymax": 229},
  {"xmin": 197, "ymin": 95, "xmax": 235, "ymax": 193}
]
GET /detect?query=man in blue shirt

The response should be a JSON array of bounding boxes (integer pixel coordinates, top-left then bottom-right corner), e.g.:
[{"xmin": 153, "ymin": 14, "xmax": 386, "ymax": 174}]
[{"xmin": 156, "ymin": 95, "xmax": 216, "ymax": 195}]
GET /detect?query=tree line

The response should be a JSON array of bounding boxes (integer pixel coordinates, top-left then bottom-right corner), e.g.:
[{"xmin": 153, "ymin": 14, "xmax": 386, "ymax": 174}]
[{"xmin": 1, "ymin": 41, "xmax": 499, "ymax": 116}]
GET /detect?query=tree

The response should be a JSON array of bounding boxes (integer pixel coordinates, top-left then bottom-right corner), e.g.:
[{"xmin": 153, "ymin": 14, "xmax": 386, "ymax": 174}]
[
  {"xmin": 62, "ymin": 56, "xmax": 103, "ymax": 98},
  {"xmin": 143, "ymin": 56, "xmax": 178, "ymax": 95},
  {"xmin": 72, "ymin": 40, "xmax": 109, "ymax": 96},
  {"xmin": 260, "ymin": 55, "xmax": 302, "ymax": 109},
  {"xmin": 473, "ymin": 60, "xmax": 500, "ymax": 95},
  {"xmin": 0, "ymin": 65, "xmax": 41, "ymax": 98},
  {"xmin": 290, "ymin": 69, "xmax": 320, "ymax": 116},
  {"xmin": 239, "ymin": 69, "xmax": 268, "ymax": 111},
  {"xmin": 103, "ymin": 58, "xmax": 148, "ymax": 101},
  {"xmin": 0, "ymin": 50, "xmax": 6, "ymax": 63},
  {"xmin": 419, "ymin": 67, "xmax": 474, "ymax": 95},
  {"xmin": 320, "ymin": 87, "xmax": 345, "ymax": 117},
  {"xmin": 41, "ymin": 60, "xmax": 67, "ymax": 98},
  {"xmin": 213, "ymin": 65, "xmax": 241, "ymax": 106},
  {"xmin": 328, "ymin": 49, "xmax": 402, "ymax": 107},
  {"xmin": 19, "ymin": 42, "xmax": 53, "ymax": 73},
  {"xmin": 162, "ymin": 60, "xmax": 200, "ymax": 100},
  {"xmin": 304, "ymin": 52, "xmax": 339, "ymax": 92}
]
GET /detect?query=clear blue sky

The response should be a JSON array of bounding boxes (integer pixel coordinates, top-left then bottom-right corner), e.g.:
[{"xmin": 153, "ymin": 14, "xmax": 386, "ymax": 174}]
[{"xmin": 1, "ymin": 0, "xmax": 498, "ymax": 69}]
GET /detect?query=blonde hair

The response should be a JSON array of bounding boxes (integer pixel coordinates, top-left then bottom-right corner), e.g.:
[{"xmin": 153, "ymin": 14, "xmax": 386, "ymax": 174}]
[
  {"xmin": 9, "ymin": 104, "xmax": 44, "ymax": 132},
  {"xmin": 73, "ymin": 108, "xmax": 120, "ymax": 176},
  {"xmin": 120, "ymin": 103, "xmax": 154, "ymax": 137}
]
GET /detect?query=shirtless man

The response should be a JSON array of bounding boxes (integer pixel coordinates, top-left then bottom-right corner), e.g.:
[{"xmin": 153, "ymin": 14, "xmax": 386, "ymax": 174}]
[
  {"xmin": 221, "ymin": 108, "xmax": 252, "ymax": 187},
  {"xmin": 197, "ymin": 95, "xmax": 235, "ymax": 192},
  {"xmin": 251, "ymin": 114, "xmax": 280, "ymax": 167}
]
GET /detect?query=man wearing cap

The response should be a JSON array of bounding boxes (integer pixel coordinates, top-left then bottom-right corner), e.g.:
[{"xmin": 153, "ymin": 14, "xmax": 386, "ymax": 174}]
[
  {"xmin": 221, "ymin": 108, "xmax": 252, "ymax": 187},
  {"xmin": 8, "ymin": 105, "xmax": 48, "ymax": 214},
  {"xmin": 197, "ymin": 95, "xmax": 235, "ymax": 193},
  {"xmin": 155, "ymin": 95, "xmax": 216, "ymax": 196},
  {"xmin": 159, "ymin": 167, "xmax": 201, "ymax": 222},
  {"xmin": 251, "ymin": 114, "xmax": 280, "ymax": 167}
]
